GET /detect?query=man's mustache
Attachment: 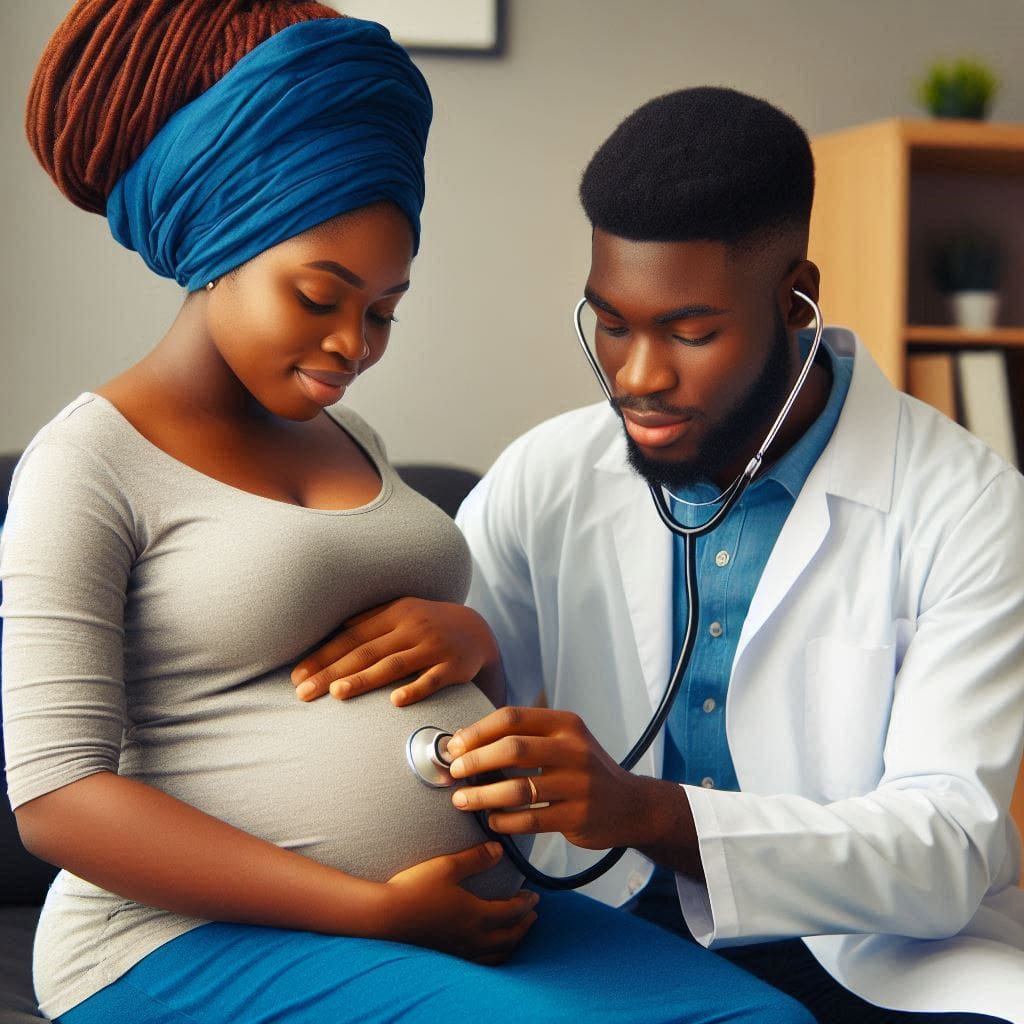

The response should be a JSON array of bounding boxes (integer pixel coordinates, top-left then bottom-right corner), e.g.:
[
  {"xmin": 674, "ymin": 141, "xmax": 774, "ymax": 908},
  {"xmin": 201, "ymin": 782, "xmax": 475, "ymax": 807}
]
[{"xmin": 612, "ymin": 396, "xmax": 702, "ymax": 420}]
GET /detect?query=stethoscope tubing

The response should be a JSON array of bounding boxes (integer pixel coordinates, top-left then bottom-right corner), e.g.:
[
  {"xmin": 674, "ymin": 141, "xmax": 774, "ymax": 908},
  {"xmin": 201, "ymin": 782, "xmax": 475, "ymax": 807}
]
[{"xmin": 479, "ymin": 291, "xmax": 824, "ymax": 890}]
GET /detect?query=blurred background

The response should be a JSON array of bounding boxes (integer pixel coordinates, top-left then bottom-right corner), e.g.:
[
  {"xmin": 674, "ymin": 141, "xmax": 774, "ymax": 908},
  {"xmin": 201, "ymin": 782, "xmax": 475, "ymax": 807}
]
[{"xmin": 2, "ymin": 0, "xmax": 1022, "ymax": 473}]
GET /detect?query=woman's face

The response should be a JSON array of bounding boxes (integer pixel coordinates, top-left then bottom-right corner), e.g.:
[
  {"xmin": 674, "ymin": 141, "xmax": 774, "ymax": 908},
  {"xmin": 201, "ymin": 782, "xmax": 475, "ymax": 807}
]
[{"xmin": 203, "ymin": 201, "xmax": 414, "ymax": 420}]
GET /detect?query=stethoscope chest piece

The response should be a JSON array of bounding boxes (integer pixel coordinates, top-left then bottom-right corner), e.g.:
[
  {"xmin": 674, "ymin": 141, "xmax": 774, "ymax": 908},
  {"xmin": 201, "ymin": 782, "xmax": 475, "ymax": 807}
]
[{"xmin": 406, "ymin": 726, "xmax": 457, "ymax": 788}]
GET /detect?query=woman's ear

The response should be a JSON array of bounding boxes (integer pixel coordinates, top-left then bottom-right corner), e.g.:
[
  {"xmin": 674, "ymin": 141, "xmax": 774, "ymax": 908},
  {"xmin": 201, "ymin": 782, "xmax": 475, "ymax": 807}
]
[{"xmin": 780, "ymin": 260, "xmax": 821, "ymax": 329}]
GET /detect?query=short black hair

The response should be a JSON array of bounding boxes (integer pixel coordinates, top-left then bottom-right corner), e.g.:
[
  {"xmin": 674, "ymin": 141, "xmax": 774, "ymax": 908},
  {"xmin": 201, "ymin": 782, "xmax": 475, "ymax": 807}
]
[{"xmin": 579, "ymin": 87, "xmax": 814, "ymax": 245}]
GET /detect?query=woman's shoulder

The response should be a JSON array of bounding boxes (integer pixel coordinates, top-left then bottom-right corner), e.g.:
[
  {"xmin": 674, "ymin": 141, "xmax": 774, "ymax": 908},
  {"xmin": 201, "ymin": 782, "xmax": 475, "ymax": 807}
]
[{"xmin": 13, "ymin": 393, "xmax": 154, "ymax": 507}]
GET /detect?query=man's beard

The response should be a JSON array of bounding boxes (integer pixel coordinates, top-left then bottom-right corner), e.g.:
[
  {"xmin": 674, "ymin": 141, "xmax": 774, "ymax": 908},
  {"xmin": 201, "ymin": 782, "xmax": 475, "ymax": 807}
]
[{"xmin": 617, "ymin": 312, "xmax": 794, "ymax": 491}]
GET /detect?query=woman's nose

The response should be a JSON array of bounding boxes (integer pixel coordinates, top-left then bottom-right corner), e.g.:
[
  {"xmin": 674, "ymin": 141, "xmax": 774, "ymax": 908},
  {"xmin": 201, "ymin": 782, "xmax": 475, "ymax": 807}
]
[{"xmin": 320, "ymin": 319, "xmax": 370, "ymax": 363}]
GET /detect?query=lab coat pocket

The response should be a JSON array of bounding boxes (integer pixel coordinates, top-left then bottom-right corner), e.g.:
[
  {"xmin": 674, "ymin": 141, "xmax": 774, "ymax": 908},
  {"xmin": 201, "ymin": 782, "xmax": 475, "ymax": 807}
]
[{"xmin": 804, "ymin": 635, "xmax": 896, "ymax": 801}]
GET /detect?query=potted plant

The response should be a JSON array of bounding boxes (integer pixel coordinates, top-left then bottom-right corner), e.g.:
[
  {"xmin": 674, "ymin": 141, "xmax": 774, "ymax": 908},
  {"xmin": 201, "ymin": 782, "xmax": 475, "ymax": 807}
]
[
  {"xmin": 928, "ymin": 231, "xmax": 1003, "ymax": 330},
  {"xmin": 917, "ymin": 58, "xmax": 999, "ymax": 119}
]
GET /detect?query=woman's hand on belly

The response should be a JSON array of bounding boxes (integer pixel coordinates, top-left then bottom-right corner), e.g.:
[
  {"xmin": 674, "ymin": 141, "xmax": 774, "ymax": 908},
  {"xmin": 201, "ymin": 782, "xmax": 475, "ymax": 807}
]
[
  {"xmin": 291, "ymin": 597, "xmax": 506, "ymax": 706},
  {"xmin": 384, "ymin": 841, "xmax": 538, "ymax": 964}
]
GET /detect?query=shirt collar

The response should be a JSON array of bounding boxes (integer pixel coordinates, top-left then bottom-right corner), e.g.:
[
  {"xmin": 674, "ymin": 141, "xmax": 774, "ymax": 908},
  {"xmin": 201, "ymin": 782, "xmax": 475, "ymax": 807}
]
[{"xmin": 669, "ymin": 332, "xmax": 853, "ymax": 508}]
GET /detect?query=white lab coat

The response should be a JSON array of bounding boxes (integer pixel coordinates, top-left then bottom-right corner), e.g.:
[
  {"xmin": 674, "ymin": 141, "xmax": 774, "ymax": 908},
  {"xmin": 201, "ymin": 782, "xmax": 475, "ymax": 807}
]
[{"xmin": 458, "ymin": 329, "xmax": 1024, "ymax": 1020}]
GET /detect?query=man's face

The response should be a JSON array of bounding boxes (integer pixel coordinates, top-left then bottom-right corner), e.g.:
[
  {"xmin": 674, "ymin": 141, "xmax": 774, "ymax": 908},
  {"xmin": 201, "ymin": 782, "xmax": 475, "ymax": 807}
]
[{"xmin": 584, "ymin": 229, "xmax": 797, "ymax": 490}]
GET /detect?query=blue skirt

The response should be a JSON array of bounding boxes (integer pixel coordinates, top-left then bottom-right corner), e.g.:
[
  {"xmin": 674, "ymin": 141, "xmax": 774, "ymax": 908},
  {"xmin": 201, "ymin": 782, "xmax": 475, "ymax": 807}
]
[{"xmin": 56, "ymin": 891, "xmax": 811, "ymax": 1024}]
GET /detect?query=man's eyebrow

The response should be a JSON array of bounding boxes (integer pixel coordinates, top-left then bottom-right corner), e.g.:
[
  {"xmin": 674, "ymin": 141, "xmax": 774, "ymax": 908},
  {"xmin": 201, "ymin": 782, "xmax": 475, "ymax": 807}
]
[
  {"xmin": 653, "ymin": 303, "xmax": 730, "ymax": 325},
  {"xmin": 584, "ymin": 287, "xmax": 729, "ymax": 324},
  {"xmin": 304, "ymin": 261, "xmax": 410, "ymax": 296},
  {"xmin": 583, "ymin": 288, "xmax": 623, "ymax": 318}
]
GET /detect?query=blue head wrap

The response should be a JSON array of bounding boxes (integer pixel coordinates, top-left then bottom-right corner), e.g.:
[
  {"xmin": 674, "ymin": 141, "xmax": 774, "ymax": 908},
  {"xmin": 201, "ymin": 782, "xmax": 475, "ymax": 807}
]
[{"xmin": 106, "ymin": 18, "xmax": 431, "ymax": 292}]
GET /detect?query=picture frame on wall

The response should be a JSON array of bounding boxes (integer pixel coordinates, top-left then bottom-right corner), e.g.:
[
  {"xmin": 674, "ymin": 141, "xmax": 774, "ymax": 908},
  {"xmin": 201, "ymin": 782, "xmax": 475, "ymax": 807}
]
[{"xmin": 329, "ymin": 1, "xmax": 507, "ymax": 57}]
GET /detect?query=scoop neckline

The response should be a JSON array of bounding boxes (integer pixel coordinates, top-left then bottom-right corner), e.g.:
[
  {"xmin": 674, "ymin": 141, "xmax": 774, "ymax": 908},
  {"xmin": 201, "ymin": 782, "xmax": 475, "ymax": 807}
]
[{"xmin": 82, "ymin": 393, "xmax": 394, "ymax": 516}]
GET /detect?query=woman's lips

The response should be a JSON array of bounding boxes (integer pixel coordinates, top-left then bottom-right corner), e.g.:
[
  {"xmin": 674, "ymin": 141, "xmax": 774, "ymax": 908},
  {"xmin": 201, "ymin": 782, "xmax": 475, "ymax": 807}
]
[
  {"xmin": 621, "ymin": 411, "xmax": 694, "ymax": 449},
  {"xmin": 296, "ymin": 368, "xmax": 354, "ymax": 406}
]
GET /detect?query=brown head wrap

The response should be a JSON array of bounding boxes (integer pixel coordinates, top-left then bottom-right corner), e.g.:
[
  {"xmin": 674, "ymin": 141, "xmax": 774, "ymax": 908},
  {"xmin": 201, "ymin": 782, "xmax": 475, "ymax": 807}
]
[{"xmin": 26, "ymin": 0, "xmax": 343, "ymax": 214}]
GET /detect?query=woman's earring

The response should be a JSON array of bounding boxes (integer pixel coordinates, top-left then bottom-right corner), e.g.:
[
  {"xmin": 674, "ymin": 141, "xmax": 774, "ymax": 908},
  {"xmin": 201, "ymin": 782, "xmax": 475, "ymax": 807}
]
[{"xmin": 205, "ymin": 279, "xmax": 218, "ymax": 292}]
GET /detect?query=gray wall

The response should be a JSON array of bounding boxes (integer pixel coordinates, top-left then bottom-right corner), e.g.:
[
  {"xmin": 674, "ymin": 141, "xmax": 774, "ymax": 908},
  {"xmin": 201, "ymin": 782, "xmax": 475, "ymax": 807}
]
[{"xmin": 2, "ymin": 1, "xmax": 1022, "ymax": 471}]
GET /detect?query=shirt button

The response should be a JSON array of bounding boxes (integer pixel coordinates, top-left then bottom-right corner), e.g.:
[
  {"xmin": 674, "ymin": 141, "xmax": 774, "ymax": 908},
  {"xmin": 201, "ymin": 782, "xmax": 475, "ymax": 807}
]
[
  {"xmin": 701, "ymin": 777, "xmax": 715, "ymax": 789},
  {"xmin": 708, "ymin": 621, "xmax": 723, "ymax": 638},
  {"xmin": 627, "ymin": 870, "xmax": 647, "ymax": 894},
  {"xmin": 702, "ymin": 697, "xmax": 716, "ymax": 713},
  {"xmin": 715, "ymin": 550, "xmax": 730, "ymax": 567}
]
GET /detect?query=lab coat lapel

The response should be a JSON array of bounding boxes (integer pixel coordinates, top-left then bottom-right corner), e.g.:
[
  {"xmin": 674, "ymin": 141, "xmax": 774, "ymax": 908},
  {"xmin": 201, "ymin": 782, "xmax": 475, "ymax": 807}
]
[
  {"xmin": 737, "ymin": 471, "xmax": 830, "ymax": 658},
  {"xmin": 596, "ymin": 442, "xmax": 673, "ymax": 714},
  {"xmin": 735, "ymin": 332, "xmax": 898, "ymax": 664}
]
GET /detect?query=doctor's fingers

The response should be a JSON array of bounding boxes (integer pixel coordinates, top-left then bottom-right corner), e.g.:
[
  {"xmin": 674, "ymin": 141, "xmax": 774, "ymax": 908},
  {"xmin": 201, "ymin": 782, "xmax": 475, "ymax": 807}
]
[
  {"xmin": 452, "ymin": 771, "xmax": 562, "ymax": 814},
  {"xmin": 448, "ymin": 729, "xmax": 593, "ymax": 783},
  {"xmin": 447, "ymin": 706, "xmax": 591, "ymax": 760}
]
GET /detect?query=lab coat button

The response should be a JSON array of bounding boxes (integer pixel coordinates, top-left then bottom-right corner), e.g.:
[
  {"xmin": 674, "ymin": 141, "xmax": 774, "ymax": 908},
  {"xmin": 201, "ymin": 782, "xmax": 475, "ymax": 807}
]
[
  {"xmin": 627, "ymin": 871, "xmax": 646, "ymax": 893},
  {"xmin": 701, "ymin": 777, "xmax": 715, "ymax": 788},
  {"xmin": 715, "ymin": 550, "xmax": 730, "ymax": 567},
  {"xmin": 708, "ymin": 621, "xmax": 723, "ymax": 638},
  {"xmin": 702, "ymin": 697, "xmax": 716, "ymax": 713}
]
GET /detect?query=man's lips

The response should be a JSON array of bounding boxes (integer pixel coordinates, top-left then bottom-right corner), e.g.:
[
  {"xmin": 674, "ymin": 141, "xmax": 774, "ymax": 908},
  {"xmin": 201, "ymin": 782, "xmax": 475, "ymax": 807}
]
[
  {"xmin": 620, "ymin": 410, "xmax": 695, "ymax": 449},
  {"xmin": 296, "ymin": 367, "xmax": 355, "ymax": 404}
]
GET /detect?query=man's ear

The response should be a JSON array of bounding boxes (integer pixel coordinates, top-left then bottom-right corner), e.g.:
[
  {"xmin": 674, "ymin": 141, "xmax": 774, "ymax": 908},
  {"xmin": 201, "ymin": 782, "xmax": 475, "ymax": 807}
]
[{"xmin": 780, "ymin": 260, "xmax": 821, "ymax": 329}]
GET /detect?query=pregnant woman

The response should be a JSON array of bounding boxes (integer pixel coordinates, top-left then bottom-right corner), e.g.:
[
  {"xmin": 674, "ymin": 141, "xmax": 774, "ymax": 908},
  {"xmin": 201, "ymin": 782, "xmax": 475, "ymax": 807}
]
[{"xmin": 0, "ymin": 4, "xmax": 813, "ymax": 1023}]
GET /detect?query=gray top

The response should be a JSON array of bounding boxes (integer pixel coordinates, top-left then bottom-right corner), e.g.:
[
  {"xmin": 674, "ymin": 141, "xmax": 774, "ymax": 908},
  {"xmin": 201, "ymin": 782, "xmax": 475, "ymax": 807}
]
[{"xmin": 1, "ymin": 394, "xmax": 520, "ymax": 1019}]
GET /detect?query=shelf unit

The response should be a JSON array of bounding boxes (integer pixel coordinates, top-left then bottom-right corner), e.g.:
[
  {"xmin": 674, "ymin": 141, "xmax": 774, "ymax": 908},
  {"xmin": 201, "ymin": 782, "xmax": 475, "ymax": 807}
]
[
  {"xmin": 808, "ymin": 118, "xmax": 1024, "ymax": 855},
  {"xmin": 808, "ymin": 117, "xmax": 1024, "ymax": 382}
]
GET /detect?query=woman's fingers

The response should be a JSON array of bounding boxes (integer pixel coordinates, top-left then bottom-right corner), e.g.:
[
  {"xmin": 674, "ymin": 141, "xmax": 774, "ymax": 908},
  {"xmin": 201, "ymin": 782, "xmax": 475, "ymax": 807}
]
[
  {"xmin": 325, "ymin": 645, "xmax": 419, "ymax": 699},
  {"xmin": 473, "ymin": 909, "xmax": 539, "ymax": 964}
]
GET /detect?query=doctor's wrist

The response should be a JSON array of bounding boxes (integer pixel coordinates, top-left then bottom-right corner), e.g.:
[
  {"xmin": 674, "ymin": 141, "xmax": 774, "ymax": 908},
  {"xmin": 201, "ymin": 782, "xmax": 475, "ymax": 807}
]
[{"xmin": 630, "ymin": 777, "xmax": 705, "ymax": 883}]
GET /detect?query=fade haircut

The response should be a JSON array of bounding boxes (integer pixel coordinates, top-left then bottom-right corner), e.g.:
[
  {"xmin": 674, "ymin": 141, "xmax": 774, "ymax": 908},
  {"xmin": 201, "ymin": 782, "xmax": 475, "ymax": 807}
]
[{"xmin": 579, "ymin": 87, "xmax": 814, "ymax": 247}]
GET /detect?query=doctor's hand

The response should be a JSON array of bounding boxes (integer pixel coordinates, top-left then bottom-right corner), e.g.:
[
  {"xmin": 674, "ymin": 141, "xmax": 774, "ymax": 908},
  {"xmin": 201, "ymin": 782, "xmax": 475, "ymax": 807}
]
[
  {"xmin": 384, "ymin": 841, "xmax": 538, "ymax": 964},
  {"xmin": 290, "ymin": 598, "xmax": 504, "ymax": 707},
  {"xmin": 445, "ymin": 707, "xmax": 704, "ymax": 879}
]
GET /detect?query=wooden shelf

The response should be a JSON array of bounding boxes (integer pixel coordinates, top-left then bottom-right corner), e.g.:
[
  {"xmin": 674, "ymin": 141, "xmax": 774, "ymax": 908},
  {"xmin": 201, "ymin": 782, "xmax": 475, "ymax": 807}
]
[
  {"xmin": 905, "ymin": 325, "xmax": 1024, "ymax": 347},
  {"xmin": 809, "ymin": 117, "xmax": 1024, "ymax": 387}
]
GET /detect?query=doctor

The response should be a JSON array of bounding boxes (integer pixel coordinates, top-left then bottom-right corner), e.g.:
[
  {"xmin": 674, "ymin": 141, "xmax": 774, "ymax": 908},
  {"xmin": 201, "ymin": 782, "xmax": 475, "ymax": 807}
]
[{"xmin": 443, "ymin": 89, "xmax": 1024, "ymax": 1022}]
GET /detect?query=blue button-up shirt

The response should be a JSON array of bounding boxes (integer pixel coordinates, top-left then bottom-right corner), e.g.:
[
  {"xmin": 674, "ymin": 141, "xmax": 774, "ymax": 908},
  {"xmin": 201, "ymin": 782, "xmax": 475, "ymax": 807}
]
[{"xmin": 662, "ymin": 335, "xmax": 853, "ymax": 791}]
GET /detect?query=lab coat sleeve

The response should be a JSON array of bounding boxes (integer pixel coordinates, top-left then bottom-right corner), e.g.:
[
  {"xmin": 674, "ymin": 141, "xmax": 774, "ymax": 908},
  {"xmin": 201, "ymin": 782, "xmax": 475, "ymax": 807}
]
[
  {"xmin": 456, "ymin": 438, "xmax": 546, "ymax": 708},
  {"xmin": 678, "ymin": 464, "xmax": 1024, "ymax": 946}
]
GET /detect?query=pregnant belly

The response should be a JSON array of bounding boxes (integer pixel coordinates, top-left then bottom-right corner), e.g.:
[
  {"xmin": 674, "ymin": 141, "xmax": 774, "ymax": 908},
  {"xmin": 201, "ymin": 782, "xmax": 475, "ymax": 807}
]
[{"xmin": 126, "ymin": 671, "xmax": 525, "ymax": 899}]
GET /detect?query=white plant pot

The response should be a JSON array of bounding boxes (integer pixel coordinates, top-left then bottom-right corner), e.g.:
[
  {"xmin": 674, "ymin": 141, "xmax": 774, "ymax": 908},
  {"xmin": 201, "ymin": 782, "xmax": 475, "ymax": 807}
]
[{"xmin": 949, "ymin": 291, "xmax": 999, "ymax": 331}]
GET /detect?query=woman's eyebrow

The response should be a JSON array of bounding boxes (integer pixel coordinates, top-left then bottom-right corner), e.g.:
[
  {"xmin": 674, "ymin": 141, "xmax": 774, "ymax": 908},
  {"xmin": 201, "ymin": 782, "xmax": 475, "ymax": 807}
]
[{"xmin": 304, "ymin": 260, "xmax": 410, "ymax": 295}]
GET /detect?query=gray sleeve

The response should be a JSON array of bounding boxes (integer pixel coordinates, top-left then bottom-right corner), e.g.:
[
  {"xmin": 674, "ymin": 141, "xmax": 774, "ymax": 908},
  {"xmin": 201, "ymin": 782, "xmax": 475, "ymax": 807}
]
[{"xmin": 1, "ymin": 438, "xmax": 135, "ymax": 809}]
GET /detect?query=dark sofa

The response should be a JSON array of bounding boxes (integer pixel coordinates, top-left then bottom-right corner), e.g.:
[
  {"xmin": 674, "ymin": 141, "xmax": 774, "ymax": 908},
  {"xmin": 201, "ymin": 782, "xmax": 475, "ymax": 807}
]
[{"xmin": 0, "ymin": 451, "xmax": 479, "ymax": 1022}]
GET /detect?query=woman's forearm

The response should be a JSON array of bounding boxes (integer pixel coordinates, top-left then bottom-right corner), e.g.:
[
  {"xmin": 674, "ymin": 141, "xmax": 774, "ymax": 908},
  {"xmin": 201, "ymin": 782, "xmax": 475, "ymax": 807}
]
[{"xmin": 15, "ymin": 771, "xmax": 389, "ymax": 937}]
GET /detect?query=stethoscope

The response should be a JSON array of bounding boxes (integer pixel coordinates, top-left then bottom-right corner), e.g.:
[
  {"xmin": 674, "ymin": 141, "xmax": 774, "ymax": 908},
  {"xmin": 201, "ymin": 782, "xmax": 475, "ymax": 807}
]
[{"xmin": 408, "ymin": 288, "xmax": 824, "ymax": 890}]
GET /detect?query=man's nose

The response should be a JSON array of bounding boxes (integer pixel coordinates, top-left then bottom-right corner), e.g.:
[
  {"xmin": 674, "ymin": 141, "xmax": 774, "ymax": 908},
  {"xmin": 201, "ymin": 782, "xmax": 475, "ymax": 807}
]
[{"xmin": 614, "ymin": 335, "xmax": 677, "ymax": 397}]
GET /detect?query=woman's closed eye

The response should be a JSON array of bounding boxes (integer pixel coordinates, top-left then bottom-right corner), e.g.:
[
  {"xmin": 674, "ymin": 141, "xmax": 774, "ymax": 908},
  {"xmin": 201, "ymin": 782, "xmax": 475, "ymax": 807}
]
[
  {"xmin": 296, "ymin": 292, "xmax": 398, "ymax": 326},
  {"xmin": 297, "ymin": 291, "xmax": 336, "ymax": 315}
]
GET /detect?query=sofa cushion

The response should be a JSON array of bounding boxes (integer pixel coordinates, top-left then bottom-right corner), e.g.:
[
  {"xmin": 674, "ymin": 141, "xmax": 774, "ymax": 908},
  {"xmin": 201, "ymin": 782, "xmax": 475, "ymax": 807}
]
[
  {"xmin": 1, "ymin": 610, "xmax": 60, "ymax": 907},
  {"xmin": 0, "ymin": 906, "xmax": 45, "ymax": 1021}
]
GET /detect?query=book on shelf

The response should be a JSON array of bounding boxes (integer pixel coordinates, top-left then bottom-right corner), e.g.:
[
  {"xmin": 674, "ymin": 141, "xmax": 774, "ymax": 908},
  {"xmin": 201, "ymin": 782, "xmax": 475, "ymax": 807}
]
[
  {"xmin": 906, "ymin": 353, "xmax": 959, "ymax": 421},
  {"xmin": 957, "ymin": 350, "xmax": 1019, "ymax": 468}
]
